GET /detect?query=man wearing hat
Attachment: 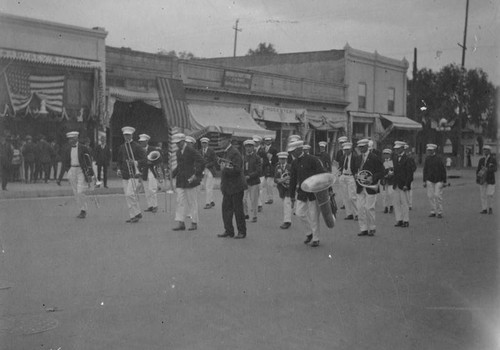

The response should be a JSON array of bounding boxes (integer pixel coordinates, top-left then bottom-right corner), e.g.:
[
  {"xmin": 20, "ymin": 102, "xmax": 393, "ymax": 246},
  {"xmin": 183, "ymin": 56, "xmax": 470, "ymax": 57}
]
[
  {"xmin": 303, "ymin": 144, "xmax": 311, "ymax": 155},
  {"xmin": 335, "ymin": 136, "xmax": 348, "ymax": 164},
  {"xmin": 274, "ymin": 151, "xmax": 293, "ymax": 229},
  {"xmin": 200, "ymin": 137, "xmax": 217, "ymax": 209},
  {"xmin": 171, "ymin": 133, "xmax": 205, "ymax": 231},
  {"xmin": 355, "ymin": 139, "xmax": 384, "ymax": 236},
  {"xmin": 381, "ymin": 148, "xmax": 395, "ymax": 214},
  {"xmin": 242, "ymin": 139, "xmax": 262, "ymax": 222},
  {"xmin": 60, "ymin": 131, "xmax": 94, "ymax": 218},
  {"xmin": 138, "ymin": 134, "xmax": 159, "ymax": 213},
  {"xmin": 423, "ymin": 144, "xmax": 447, "ymax": 218},
  {"xmin": 94, "ymin": 135, "xmax": 111, "ymax": 188},
  {"xmin": 261, "ymin": 136, "xmax": 278, "ymax": 205},
  {"xmin": 253, "ymin": 135, "xmax": 265, "ymax": 211},
  {"xmin": 22, "ymin": 135, "xmax": 36, "ymax": 183},
  {"xmin": 392, "ymin": 141, "xmax": 415, "ymax": 227},
  {"xmin": 217, "ymin": 136, "xmax": 248, "ymax": 239},
  {"xmin": 289, "ymin": 140, "xmax": 326, "ymax": 247},
  {"xmin": 317, "ymin": 141, "xmax": 331, "ymax": 172},
  {"xmin": 339, "ymin": 142, "xmax": 359, "ymax": 220},
  {"xmin": 404, "ymin": 143, "xmax": 417, "ymax": 210},
  {"xmin": 116, "ymin": 126, "xmax": 147, "ymax": 223},
  {"xmin": 476, "ymin": 145, "xmax": 496, "ymax": 214},
  {"xmin": 0, "ymin": 135, "xmax": 13, "ymax": 191}
]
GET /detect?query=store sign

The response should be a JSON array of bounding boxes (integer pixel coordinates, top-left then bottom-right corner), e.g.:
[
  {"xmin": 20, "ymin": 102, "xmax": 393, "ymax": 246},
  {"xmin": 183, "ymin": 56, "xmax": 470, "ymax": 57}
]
[
  {"xmin": 223, "ymin": 70, "xmax": 252, "ymax": 90},
  {"xmin": 0, "ymin": 48, "xmax": 101, "ymax": 69}
]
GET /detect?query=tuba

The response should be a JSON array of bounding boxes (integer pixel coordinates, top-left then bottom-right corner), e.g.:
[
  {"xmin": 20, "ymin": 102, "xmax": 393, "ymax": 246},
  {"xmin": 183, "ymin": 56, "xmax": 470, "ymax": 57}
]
[
  {"xmin": 355, "ymin": 169, "xmax": 379, "ymax": 190},
  {"xmin": 301, "ymin": 173, "xmax": 337, "ymax": 228}
]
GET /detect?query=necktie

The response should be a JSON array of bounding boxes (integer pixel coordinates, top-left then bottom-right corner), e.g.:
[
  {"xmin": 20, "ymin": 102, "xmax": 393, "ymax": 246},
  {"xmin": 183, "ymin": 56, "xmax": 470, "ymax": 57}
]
[
  {"xmin": 361, "ymin": 154, "xmax": 367, "ymax": 169},
  {"xmin": 343, "ymin": 156, "xmax": 348, "ymax": 170}
]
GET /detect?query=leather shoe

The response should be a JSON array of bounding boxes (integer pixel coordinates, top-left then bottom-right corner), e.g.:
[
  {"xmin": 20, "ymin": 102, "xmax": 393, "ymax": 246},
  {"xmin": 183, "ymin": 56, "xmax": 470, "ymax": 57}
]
[
  {"xmin": 258, "ymin": 206, "xmax": 263, "ymax": 213},
  {"xmin": 217, "ymin": 232, "xmax": 234, "ymax": 238},
  {"xmin": 358, "ymin": 230, "xmax": 369, "ymax": 236},
  {"xmin": 137, "ymin": 213, "xmax": 143, "ymax": 219},
  {"xmin": 188, "ymin": 223, "xmax": 197, "ymax": 231},
  {"xmin": 310, "ymin": 240, "xmax": 320, "ymax": 247},
  {"xmin": 204, "ymin": 204, "xmax": 212, "ymax": 209},
  {"xmin": 436, "ymin": 214, "xmax": 443, "ymax": 219},
  {"xmin": 480, "ymin": 210, "xmax": 487, "ymax": 214},
  {"xmin": 384, "ymin": 207, "xmax": 388, "ymax": 214},
  {"xmin": 354, "ymin": 215, "xmax": 358, "ymax": 221},
  {"xmin": 389, "ymin": 206, "xmax": 394, "ymax": 213},
  {"xmin": 304, "ymin": 234, "xmax": 313, "ymax": 244},
  {"xmin": 251, "ymin": 217, "xmax": 257, "ymax": 223},
  {"xmin": 56, "ymin": 180, "xmax": 61, "ymax": 186},
  {"xmin": 344, "ymin": 215, "xmax": 354, "ymax": 220},
  {"xmin": 245, "ymin": 215, "xmax": 249, "ymax": 220},
  {"xmin": 394, "ymin": 221, "xmax": 404, "ymax": 227},
  {"xmin": 429, "ymin": 213, "xmax": 436, "ymax": 217},
  {"xmin": 265, "ymin": 200, "xmax": 273, "ymax": 204},
  {"xmin": 172, "ymin": 222, "xmax": 186, "ymax": 231},
  {"xmin": 151, "ymin": 207, "xmax": 158, "ymax": 213},
  {"xmin": 129, "ymin": 216, "xmax": 140, "ymax": 223},
  {"xmin": 280, "ymin": 222, "xmax": 291, "ymax": 229},
  {"xmin": 488, "ymin": 208, "xmax": 493, "ymax": 214},
  {"xmin": 234, "ymin": 233, "xmax": 246, "ymax": 239},
  {"xmin": 403, "ymin": 221, "xmax": 409, "ymax": 227},
  {"xmin": 340, "ymin": 205, "xmax": 345, "ymax": 209},
  {"xmin": 76, "ymin": 210, "xmax": 86, "ymax": 219},
  {"xmin": 144, "ymin": 207, "xmax": 154, "ymax": 212},
  {"xmin": 210, "ymin": 202, "xmax": 215, "ymax": 207},
  {"xmin": 368, "ymin": 230, "xmax": 375, "ymax": 236}
]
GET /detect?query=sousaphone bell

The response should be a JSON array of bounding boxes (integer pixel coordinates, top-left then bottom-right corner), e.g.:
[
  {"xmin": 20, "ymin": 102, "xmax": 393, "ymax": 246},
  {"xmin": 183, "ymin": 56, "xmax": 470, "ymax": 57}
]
[{"xmin": 301, "ymin": 173, "xmax": 337, "ymax": 228}]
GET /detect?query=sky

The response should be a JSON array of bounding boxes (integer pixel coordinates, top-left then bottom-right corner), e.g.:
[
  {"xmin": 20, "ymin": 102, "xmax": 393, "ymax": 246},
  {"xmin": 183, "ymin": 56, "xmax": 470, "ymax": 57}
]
[{"xmin": 1, "ymin": 0, "xmax": 499, "ymax": 85}]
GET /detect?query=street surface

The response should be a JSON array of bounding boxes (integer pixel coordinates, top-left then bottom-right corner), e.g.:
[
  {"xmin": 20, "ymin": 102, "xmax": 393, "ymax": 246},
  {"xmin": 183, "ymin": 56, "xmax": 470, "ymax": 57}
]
[{"xmin": 0, "ymin": 170, "xmax": 498, "ymax": 350}]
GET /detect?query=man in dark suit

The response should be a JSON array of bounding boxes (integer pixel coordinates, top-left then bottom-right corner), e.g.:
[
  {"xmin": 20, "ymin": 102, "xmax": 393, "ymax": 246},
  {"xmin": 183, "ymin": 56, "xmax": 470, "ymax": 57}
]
[
  {"xmin": 60, "ymin": 131, "xmax": 94, "ymax": 218},
  {"xmin": 94, "ymin": 135, "xmax": 111, "ymax": 188},
  {"xmin": 116, "ymin": 126, "xmax": 147, "ymax": 223},
  {"xmin": 392, "ymin": 141, "xmax": 415, "ymax": 227},
  {"xmin": 0, "ymin": 135, "xmax": 13, "ymax": 191},
  {"xmin": 289, "ymin": 140, "xmax": 326, "ymax": 247},
  {"xmin": 317, "ymin": 141, "xmax": 332, "ymax": 172},
  {"xmin": 355, "ymin": 139, "xmax": 384, "ymax": 237},
  {"xmin": 200, "ymin": 137, "xmax": 217, "ymax": 209},
  {"xmin": 476, "ymin": 145, "xmax": 496, "ymax": 214},
  {"xmin": 217, "ymin": 136, "xmax": 248, "ymax": 239},
  {"xmin": 242, "ymin": 139, "xmax": 262, "ymax": 222},
  {"xmin": 171, "ymin": 133, "xmax": 205, "ymax": 231},
  {"xmin": 22, "ymin": 135, "xmax": 36, "ymax": 183},
  {"xmin": 423, "ymin": 143, "xmax": 447, "ymax": 218},
  {"xmin": 38, "ymin": 135, "xmax": 54, "ymax": 183}
]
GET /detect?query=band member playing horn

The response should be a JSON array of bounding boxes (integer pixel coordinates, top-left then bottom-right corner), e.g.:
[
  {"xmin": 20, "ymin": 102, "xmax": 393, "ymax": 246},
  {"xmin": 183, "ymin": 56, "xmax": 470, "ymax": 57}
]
[
  {"xmin": 253, "ymin": 135, "xmax": 265, "ymax": 212},
  {"xmin": 274, "ymin": 152, "xmax": 292, "ymax": 229},
  {"xmin": 476, "ymin": 145, "xmax": 496, "ymax": 214},
  {"xmin": 242, "ymin": 139, "xmax": 262, "ymax": 222},
  {"xmin": 289, "ymin": 140, "xmax": 326, "ymax": 247},
  {"xmin": 355, "ymin": 139, "xmax": 384, "ymax": 237},
  {"xmin": 60, "ymin": 131, "xmax": 94, "ymax": 218},
  {"xmin": 262, "ymin": 136, "xmax": 278, "ymax": 205},
  {"xmin": 392, "ymin": 141, "xmax": 414, "ymax": 227},
  {"xmin": 200, "ymin": 137, "xmax": 216, "ymax": 209},
  {"xmin": 138, "ymin": 134, "xmax": 158, "ymax": 213},
  {"xmin": 339, "ymin": 142, "xmax": 359, "ymax": 220},
  {"xmin": 381, "ymin": 149, "xmax": 395, "ymax": 214},
  {"xmin": 117, "ymin": 126, "xmax": 146, "ymax": 223},
  {"xmin": 423, "ymin": 143, "xmax": 447, "ymax": 218},
  {"xmin": 335, "ymin": 136, "xmax": 348, "ymax": 209},
  {"xmin": 171, "ymin": 133, "xmax": 205, "ymax": 231}
]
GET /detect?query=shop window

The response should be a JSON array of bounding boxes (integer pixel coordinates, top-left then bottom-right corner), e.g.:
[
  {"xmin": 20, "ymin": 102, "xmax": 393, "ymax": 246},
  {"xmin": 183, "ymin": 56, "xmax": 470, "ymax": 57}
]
[
  {"xmin": 388, "ymin": 87, "xmax": 395, "ymax": 113},
  {"xmin": 358, "ymin": 83, "xmax": 366, "ymax": 109}
]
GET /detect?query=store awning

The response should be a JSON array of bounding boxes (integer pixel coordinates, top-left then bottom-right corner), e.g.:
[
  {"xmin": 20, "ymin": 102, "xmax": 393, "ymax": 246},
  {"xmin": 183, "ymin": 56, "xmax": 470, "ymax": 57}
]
[
  {"xmin": 349, "ymin": 111, "xmax": 379, "ymax": 123},
  {"xmin": 108, "ymin": 87, "xmax": 161, "ymax": 109},
  {"xmin": 250, "ymin": 103, "xmax": 304, "ymax": 124},
  {"xmin": 188, "ymin": 104, "xmax": 275, "ymax": 139},
  {"xmin": 306, "ymin": 111, "xmax": 347, "ymax": 130},
  {"xmin": 380, "ymin": 114, "xmax": 422, "ymax": 130}
]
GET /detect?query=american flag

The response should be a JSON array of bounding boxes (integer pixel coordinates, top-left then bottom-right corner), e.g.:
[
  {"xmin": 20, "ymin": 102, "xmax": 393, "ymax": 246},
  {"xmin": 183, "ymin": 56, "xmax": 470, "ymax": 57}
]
[
  {"xmin": 156, "ymin": 77, "xmax": 192, "ymax": 129},
  {"xmin": 5, "ymin": 68, "xmax": 65, "ymax": 113}
]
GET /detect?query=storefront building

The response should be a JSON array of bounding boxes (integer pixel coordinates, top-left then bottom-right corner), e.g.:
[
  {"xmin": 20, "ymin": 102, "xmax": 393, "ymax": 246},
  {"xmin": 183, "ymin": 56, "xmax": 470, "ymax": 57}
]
[{"xmin": 0, "ymin": 13, "xmax": 107, "ymax": 146}]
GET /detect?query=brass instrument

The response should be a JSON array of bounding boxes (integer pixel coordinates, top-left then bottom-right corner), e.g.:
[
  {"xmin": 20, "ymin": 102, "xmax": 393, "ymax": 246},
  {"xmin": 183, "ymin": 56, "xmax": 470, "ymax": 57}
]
[
  {"xmin": 123, "ymin": 140, "xmax": 142, "ymax": 214},
  {"xmin": 280, "ymin": 170, "xmax": 290, "ymax": 189},
  {"xmin": 217, "ymin": 157, "xmax": 234, "ymax": 169},
  {"xmin": 355, "ymin": 169, "xmax": 380, "ymax": 190},
  {"xmin": 83, "ymin": 153, "xmax": 100, "ymax": 208},
  {"xmin": 301, "ymin": 173, "xmax": 338, "ymax": 228}
]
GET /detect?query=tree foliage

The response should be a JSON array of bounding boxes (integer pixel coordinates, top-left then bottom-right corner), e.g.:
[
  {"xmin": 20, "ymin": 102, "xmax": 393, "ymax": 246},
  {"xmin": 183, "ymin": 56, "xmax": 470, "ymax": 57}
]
[
  {"xmin": 157, "ymin": 50, "xmax": 196, "ymax": 59},
  {"xmin": 246, "ymin": 42, "xmax": 278, "ymax": 56}
]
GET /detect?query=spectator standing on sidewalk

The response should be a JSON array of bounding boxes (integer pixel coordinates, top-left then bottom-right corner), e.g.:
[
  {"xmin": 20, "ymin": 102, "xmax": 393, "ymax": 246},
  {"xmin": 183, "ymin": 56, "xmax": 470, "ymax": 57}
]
[
  {"xmin": 22, "ymin": 135, "xmax": 36, "ymax": 183},
  {"xmin": 423, "ymin": 144, "xmax": 447, "ymax": 218},
  {"xmin": 50, "ymin": 139, "xmax": 61, "ymax": 181},
  {"xmin": 38, "ymin": 135, "xmax": 54, "ymax": 183},
  {"xmin": 476, "ymin": 145, "xmax": 497, "ymax": 215},
  {"xmin": 10, "ymin": 139, "xmax": 23, "ymax": 182},
  {"xmin": 0, "ymin": 135, "xmax": 13, "ymax": 190}
]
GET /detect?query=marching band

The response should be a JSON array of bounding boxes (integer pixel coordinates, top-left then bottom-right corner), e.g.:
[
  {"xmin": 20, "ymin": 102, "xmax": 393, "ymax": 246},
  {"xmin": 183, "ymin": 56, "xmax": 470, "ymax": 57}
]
[{"xmin": 64, "ymin": 128, "xmax": 494, "ymax": 250}]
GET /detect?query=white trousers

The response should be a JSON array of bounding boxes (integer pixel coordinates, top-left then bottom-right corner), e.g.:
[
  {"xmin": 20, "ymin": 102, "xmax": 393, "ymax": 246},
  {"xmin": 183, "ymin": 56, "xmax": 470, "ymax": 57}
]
[
  {"xmin": 202, "ymin": 170, "xmax": 214, "ymax": 205},
  {"xmin": 282, "ymin": 196, "xmax": 292, "ymax": 223},
  {"xmin": 426, "ymin": 181, "xmax": 443, "ymax": 215},
  {"xmin": 244, "ymin": 184, "xmax": 260, "ymax": 218},
  {"xmin": 408, "ymin": 189, "xmax": 413, "ymax": 207},
  {"xmin": 68, "ymin": 167, "xmax": 88, "ymax": 212},
  {"xmin": 479, "ymin": 183, "xmax": 495, "ymax": 210},
  {"xmin": 393, "ymin": 188, "xmax": 410, "ymax": 222},
  {"xmin": 339, "ymin": 175, "xmax": 357, "ymax": 216},
  {"xmin": 296, "ymin": 199, "xmax": 321, "ymax": 241},
  {"xmin": 382, "ymin": 185, "xmax": 394, "ymax": 208},
  {"xmin": 258, "ymin": 176, "xmax": 264, "ymax": 206},
  {"xmin": 175, "ymin": 187, "xmax": 199, "ymax": 223},
  {"xmin": 261, "ymin": 177, "xmax": 274, "ymax": 202},
  {"xmin": 144, "ymin": 172, "xmax": 158, "ymax": 208},
  {"xmin": 357, "ymin": 189, "xmax": 377, "ymax": 231},
  {"xmin": 122, "ymin": 178, "xmax": 141, "ymax": 218}
]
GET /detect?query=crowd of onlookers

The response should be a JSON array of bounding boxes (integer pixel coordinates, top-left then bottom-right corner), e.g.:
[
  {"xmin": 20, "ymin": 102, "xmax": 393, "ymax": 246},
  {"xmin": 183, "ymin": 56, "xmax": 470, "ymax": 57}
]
[{"xmin": 0, "ymin": 133, "xmax": 67, "ymax": 190}]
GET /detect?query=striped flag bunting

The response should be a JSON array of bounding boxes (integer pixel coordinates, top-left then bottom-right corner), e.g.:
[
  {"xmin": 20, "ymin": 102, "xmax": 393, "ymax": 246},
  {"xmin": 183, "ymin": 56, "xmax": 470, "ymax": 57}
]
[{"xmin": 156, "ymin": 77, "xmax": 192, "ymax": 129}]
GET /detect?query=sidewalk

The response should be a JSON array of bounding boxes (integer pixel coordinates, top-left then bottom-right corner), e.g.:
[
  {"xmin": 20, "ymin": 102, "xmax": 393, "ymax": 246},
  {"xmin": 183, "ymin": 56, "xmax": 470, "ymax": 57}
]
[{"xmin": 0, "ymin": 167, "xmax": 477, "ymax": 200}]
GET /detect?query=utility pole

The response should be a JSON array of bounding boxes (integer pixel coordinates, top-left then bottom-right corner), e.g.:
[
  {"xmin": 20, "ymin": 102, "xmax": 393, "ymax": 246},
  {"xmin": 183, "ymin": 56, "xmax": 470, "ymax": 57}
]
[
  {"xmin": 233, "ymin": 19, "xmax": 242, "ymax": 57},
  {"xmin": 459, "ymin": 0, "xmax": 469, "ymax": 67}
]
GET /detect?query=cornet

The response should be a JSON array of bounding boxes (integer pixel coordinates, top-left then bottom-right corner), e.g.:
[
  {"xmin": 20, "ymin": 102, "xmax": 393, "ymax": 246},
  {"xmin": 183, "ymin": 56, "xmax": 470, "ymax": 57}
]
[{"xmin": 217, "ymin": 157, "xmax": 233, "ymax": 169}]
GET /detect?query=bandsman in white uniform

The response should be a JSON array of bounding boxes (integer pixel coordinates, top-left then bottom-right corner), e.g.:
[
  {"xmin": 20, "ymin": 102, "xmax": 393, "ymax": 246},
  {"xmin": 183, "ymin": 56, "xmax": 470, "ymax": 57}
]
[
  {"xmin": 274, "ymin": 151, "xmax": 292, "ymax": 229},
  {"xmin": 338, "ymin": 142, "xmax": 359, "ymax": 220},
  {"xmin": 423, "ymin": 143, "xmax": 447, "ymax": 218},
  {"xmin": 200, "ymin": 137, "xmax": 217, "ymax": 209},
  {"xmin": 138, "ymin": 134, "xmax": 158, "ymax": 213}
]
